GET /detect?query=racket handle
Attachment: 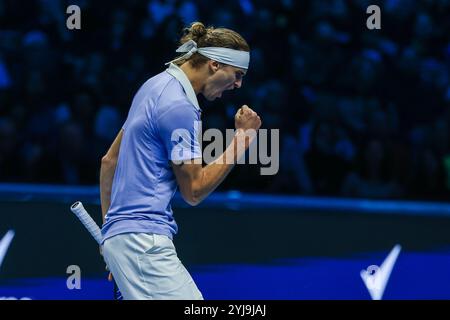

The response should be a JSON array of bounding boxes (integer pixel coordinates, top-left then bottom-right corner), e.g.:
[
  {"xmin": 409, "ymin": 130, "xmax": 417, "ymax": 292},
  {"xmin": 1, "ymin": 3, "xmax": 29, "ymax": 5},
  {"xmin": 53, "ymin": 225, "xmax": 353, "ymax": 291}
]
[{"xmin": 70, "ymin": 201, "xmax": 103, "ymax": 244}]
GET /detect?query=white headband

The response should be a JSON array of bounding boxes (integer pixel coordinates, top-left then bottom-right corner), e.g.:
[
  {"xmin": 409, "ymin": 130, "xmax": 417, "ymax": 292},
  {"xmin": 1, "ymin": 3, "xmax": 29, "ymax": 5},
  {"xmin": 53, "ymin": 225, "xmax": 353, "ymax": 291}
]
[{"xmin": 166, "ymin": 40, "xmax": 250, "ymax": 70}]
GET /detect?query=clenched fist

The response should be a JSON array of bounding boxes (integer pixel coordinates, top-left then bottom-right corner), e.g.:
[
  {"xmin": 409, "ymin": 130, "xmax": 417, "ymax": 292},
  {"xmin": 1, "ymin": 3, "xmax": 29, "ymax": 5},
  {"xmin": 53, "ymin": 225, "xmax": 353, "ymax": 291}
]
[{"xmin": 235, "ymin": 105, "xmax": 262, "ymax": 131}]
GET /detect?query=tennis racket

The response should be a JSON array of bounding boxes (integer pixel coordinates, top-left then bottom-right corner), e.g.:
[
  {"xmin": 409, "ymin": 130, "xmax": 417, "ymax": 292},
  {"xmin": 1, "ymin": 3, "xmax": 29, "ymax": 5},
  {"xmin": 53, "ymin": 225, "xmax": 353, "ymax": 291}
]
[{"xmin": 70, "ymin": 201, "xmax": 122, "ymax": 300}]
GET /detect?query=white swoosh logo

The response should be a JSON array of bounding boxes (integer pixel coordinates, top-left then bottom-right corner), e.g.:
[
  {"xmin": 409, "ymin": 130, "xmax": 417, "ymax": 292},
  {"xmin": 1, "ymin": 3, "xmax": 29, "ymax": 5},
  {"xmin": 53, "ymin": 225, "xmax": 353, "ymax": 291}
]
[
  {"xmin": 360, "ymin": 244, "xmax": 401, "ymax": 300},
  {"xmin": 0, "ymin": 230, "xmax": 15, "ymax": 270}
]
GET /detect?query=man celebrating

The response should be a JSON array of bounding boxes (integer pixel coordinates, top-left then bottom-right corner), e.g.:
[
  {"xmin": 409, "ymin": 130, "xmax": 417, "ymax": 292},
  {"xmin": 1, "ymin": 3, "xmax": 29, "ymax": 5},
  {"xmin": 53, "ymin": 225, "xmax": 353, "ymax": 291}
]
[{"xmin": 100, "ymin": 22, "xmax": 261, "ymax": 300}]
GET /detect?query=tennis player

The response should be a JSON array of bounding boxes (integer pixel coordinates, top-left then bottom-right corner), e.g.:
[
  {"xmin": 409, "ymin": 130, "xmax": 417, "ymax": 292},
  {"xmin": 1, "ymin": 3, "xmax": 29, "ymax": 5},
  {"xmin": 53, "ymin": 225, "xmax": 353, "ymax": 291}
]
[{"xmin": 100, "ymin": 22, "xmax": 261, "ymax": 300}]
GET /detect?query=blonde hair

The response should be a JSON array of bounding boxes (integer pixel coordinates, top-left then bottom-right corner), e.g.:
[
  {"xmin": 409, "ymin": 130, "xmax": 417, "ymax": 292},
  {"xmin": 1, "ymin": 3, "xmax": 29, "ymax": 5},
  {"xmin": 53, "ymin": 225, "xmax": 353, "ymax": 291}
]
[{"xmin": 174, "ymin": 22, "xmax": 250, "ymax": 68}]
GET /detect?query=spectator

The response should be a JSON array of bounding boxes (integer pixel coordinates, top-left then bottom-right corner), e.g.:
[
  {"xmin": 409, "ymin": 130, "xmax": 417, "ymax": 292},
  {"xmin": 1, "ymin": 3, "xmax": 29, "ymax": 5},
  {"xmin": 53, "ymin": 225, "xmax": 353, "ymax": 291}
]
[{"xmin": 0, "ymin": 0, "xmax": 448, "ymax": 201}]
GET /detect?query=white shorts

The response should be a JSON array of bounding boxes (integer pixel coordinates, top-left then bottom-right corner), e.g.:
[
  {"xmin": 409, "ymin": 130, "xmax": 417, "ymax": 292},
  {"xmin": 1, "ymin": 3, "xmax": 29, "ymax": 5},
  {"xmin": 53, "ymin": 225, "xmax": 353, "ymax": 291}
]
[{"xmin": 102, "ymin": 232, "xmax": 203, "ymax": 300}]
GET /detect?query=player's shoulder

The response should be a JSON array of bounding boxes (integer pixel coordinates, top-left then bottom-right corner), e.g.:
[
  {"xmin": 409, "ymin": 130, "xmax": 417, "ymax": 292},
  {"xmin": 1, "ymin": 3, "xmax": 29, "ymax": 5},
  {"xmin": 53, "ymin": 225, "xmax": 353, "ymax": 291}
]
[
  {"xmin": 158, "ymin": 74, "xmax": 197, "ymax": 113},
  {"xmin": 137, "ymin": 69, "xmax": 198, "ymax": 121},
  {"xmin": 157, "ymin": 96, "xmax": 198, "ymax": 122},
  {"xmin": 138, "ymin": 69, "xmax": 174, "ymax": 97},
  {"xmin": 131, "ymin": 70, "xmax": 184, "ymax": 109}
]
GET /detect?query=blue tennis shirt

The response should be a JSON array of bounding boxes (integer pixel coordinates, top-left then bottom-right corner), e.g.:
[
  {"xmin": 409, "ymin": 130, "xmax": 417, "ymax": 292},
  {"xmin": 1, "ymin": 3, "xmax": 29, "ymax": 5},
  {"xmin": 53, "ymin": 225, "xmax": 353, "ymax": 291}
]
[{"xmin": 101, "ymin": 63, "xmax": 202, "ymax": 243}]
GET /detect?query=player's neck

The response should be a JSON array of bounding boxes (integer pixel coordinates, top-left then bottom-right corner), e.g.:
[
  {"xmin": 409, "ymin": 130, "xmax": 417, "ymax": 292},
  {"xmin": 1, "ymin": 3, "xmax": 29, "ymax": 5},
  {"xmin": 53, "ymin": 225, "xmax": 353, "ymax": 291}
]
[{"xmin": 180, "ymin": 63, "xmax": 206, "ymax": 95}]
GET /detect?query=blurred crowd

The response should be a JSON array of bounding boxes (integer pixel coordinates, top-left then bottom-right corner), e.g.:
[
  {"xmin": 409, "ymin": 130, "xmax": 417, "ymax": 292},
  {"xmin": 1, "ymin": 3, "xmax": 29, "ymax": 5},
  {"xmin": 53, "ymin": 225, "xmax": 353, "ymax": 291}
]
[{"xmin": 0, "ymin": 0, "xmax": 449, "ymax": 200}]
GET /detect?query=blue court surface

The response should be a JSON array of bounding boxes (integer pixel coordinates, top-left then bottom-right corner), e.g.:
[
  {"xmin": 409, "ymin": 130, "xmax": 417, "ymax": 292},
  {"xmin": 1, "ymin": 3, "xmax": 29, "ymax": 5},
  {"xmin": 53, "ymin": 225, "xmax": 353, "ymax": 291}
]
[
  {"xmin": 1, "ymin": 185, "xmax": 450, "ymax": 300},
  {"xmin": 1, "ymin": 248, "xmax": 449, "ymax": 300}
]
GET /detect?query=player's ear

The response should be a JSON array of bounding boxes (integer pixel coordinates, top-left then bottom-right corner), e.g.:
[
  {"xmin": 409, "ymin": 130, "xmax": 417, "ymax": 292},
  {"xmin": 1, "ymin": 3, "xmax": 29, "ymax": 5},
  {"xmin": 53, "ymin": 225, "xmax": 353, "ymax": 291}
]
[{"xmin": 209, "ymin": 60, "xmax": 221, "ymax": 73}]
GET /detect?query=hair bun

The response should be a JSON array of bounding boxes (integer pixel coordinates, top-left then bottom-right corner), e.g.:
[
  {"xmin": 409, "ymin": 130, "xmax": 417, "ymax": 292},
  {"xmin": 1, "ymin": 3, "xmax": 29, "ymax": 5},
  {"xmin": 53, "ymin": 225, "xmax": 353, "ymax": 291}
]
[{"xmin": 189, "ymin": 22, "xmax": 207, "ymax": 39}]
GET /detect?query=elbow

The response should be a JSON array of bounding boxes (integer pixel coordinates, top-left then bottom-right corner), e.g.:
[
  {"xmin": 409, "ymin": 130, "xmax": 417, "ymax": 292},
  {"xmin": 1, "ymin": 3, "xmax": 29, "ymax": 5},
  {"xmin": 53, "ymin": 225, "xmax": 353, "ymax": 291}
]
[
  {"xmin": 182, "ymin": 186, "xmax": 202, "ymax": 206},
  {"xmin": 177, "ymin": 170, "xmax": 204, "ymax": 206},
  {"xmin": 190, "ymin": 198, "xmax": 202, "ymax": 207},
  {"xmin": 183, "ymin": 193, "xmax": 202, "ymax": 207},
  {"xmin": 186, "ymin": 200, "xmax": 200, "ymax": 207}
]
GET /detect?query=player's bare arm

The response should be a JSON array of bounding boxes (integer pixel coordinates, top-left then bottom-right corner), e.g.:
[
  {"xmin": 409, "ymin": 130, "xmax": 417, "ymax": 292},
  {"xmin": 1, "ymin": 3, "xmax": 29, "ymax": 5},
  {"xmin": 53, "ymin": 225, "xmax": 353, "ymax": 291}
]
[
  {"xmin": 173, "ymin": 105, "xmax": 261, "ymax": 206},
  {"xmin": 100, "ymin": 129, "xmax": 123, "ymax": 223}
]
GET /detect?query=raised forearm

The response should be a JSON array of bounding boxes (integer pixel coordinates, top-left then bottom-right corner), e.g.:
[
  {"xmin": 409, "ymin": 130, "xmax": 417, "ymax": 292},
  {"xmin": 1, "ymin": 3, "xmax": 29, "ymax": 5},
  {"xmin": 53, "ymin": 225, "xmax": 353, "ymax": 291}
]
[
  {"xmin": 173, "ymin": 106, "xmax": 261, "ymax": 206},
  {"xmin": 192, "ymin": 129, "xmax": 254, "ymax": 204}
]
